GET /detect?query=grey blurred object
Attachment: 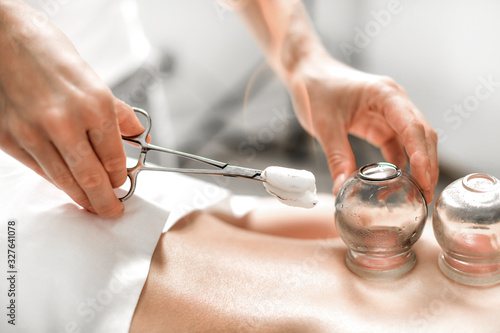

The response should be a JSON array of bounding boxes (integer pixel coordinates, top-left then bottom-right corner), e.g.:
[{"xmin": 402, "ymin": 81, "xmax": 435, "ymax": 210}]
[
  {"xmin": 433, "ymin": 173, "xmax": 500, "ymax": 286},
  {"xmin": 113, "ymin": 50, "xmax": 177, "ymax": 167},
  {"xmin": 335, "ymin": 162, "xmax": 428, "ymax": 279}
]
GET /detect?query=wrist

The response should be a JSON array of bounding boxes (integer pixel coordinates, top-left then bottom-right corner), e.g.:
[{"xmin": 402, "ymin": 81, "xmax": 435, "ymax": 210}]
[
  {"xmin": 281, "ymin": 47, "xmax": 349, "ymax": 91},
  {"xmin": 278, "ymin": 41, "xmax": 328, "ymax": 80}
]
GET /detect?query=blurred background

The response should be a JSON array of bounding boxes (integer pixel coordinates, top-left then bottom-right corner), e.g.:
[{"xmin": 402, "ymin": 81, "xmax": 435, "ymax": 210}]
[{"xmin": 135, "ymin": 0, "xmax": 500, "ymax": 201}]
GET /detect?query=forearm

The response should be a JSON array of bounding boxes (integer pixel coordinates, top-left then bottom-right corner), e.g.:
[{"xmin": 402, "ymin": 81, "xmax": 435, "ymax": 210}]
[{"xmin": 234, "ymin": 0, "xmax": 332, "ymax": 82}]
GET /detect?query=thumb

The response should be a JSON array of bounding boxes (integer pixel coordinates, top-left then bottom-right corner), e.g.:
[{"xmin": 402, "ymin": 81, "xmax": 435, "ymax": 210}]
[
  {"xmin": 319, "ymin": 130, "xmax": 357, "ymax": 196},
  {"xmin": 114, "ymin": 99, "xmax": 147, "ymax": 138}
]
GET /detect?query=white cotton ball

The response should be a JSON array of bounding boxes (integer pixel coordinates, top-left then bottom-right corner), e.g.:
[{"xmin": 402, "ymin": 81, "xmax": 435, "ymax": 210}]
[{"xmin": 261, "ymin": 166, "xmax": 318, "ymax": 209}]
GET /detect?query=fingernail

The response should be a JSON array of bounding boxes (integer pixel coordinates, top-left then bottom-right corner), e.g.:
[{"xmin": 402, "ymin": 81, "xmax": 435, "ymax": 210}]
[
  {"xmin": 85, "ymin": 206, "xmax": 97, "ymax": 214},
  {"xmin": 426, "ymin": 170, "xmax": 432, "ymax": 190},
  {"xmin": 333, "ymin": 173, "xmax": 346, "ymax": 195},
  {"xmin": 109, "ymin": 204, "xmax": 125, "ymax": 218},
  {"xmin": 425, "ymin": 190, "xmax": 434, "ymax": 205}
]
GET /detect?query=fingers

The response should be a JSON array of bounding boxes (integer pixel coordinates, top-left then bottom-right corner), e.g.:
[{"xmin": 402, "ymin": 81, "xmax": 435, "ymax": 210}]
[
  {"xmin": 87, "ymin": 106, "xmax": 128, "ymax": 188},
  {"xmin": 64, "ymin": 141, "xmax": 124, "ymax": 217},
  {"xmin": 3, "ymin": 97, "xmax": 131, "ymax": 217},
  {"xmin": 5, "ymin": 119, "xmax": 95, "ymax": 211},
  {"xmin": 289, "ymin": 62, "xmax": 437, "ymax": 203},
  {"xmin": 115, "ymin": 99, "xmax": 147, "ymax": 137},
  {"xmin": 402, "ymin": 123, "xmax": 433, "ymax": 202},
  {"xmin": 422, "ymin": 116, "xmax": 439, "ymax": 189},
  {"xmin": 43, "ymin": 105, "xmax": 126, "ymax": 217},
  {"xmin": 350, "ymin": 112, "xmax": 408, "ymax": 169},
  {"xmin": 317, "ymin": 124, "xmax": 357, "ymax": 196},
  {"xmin": 381, "ymin": 96, "xmax": 438, "ymax": 203},
  {"xmin": 380, "ymin": 137, "xmax": 407, "ymax": 169},
  {"xmin": 343, "ymin": 77, "xmax": 438, "ymax": 203},
  {"xmin": 4, "ymin": 129, "xmax": 124, "ymax": 217},
  {"xmin": 0, "ymin": 6, "xmax": 129, "ymax": 218},
  {"xmin": 30, "ymin": 143, "xmax": 96, "ymax": 212},
  {"xmin": 0, "ymin": 131, "xmax": 50, "ymax": 182}
]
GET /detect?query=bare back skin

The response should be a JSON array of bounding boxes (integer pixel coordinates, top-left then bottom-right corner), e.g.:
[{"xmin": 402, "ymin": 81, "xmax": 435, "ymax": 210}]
[{"xmin": 130, "ymin": 198, "xmax": 500, "ymax": 333}]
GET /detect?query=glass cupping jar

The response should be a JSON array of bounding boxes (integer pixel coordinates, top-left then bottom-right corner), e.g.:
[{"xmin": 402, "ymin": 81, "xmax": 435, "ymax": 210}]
[
  {"xmin": 335, "ymin": 163, "xmax": 428, "ymax": 279},
  {"xmin": 433, "ymin": 173, "xmax": 500, "ymax": 286}
]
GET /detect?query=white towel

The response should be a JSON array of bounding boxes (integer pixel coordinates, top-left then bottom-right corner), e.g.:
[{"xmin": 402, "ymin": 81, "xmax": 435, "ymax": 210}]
[{"xmin": 0, "ymin": 151, "xmax": 230, "ymax": 332}]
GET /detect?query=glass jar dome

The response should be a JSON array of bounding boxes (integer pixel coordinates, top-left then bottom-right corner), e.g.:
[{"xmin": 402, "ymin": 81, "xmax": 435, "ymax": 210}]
[
  {"xmin": 335, "ymin": 163, "xmax": 428, "ymax": 279},
  {"xmin": 433, "ymin": 173, "xmax": 500, "ymax": 286}
]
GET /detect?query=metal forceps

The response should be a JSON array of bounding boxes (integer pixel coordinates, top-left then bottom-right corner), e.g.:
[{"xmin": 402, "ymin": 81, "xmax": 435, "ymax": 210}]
[{"xmin": 119, "ymin": 107, "xmax": 265, "ymax": 201}]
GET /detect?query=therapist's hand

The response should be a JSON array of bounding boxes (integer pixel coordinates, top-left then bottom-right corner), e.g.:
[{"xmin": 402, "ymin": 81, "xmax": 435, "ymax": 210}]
[
  {"xmin": 235, "ymin": 0, "xmax": 438, "ymax": 203},
  {"xmin": 288, "ymin": 54, "xmax": 438, "ymax": 202},
  {"xmin": 0, "ymin": 0, "xmax": 145, "ymax": 217}
]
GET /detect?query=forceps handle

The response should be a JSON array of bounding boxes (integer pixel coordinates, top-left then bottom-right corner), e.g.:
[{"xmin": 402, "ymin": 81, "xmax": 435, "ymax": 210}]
[
  {"xmin": 140, "ymin": 142, "xmax": 228, "ymax": 169},
  {"xmin": 119, "ymin": 160, "xmax": 264, "ymax": 202},
  {"xmin": 118, "ymin": 108, "xmax": 264, "ymax": 202},
  {"xmin": 123, "ymin": 107, "xmax": 227, "ymax": 168}
]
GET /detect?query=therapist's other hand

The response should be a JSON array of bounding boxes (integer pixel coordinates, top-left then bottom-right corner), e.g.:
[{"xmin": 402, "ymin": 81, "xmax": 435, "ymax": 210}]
[
  {"xmin": 234, "ymin": 0, "xmax": 438, "ymax": 203},
  {"xmin": 288, "ymin": 55, "xmax": 438, "ymax": 203},
  {"xmin": 0, "ymin": 1, "xmax": 145, "ymax": 217}
]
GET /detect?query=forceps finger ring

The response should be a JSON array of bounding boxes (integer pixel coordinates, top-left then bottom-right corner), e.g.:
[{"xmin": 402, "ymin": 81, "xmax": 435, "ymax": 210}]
[{"xmin": 119, "ymin": 107, "xmax": 264, "ymax": 201}]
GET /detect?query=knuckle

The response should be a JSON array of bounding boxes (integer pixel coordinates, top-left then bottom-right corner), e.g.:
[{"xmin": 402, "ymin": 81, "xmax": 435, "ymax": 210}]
[
  {"xmin": 52, "ymin": 171, "xmax": 77, "ymax": 190},
  {"xmin": 81, "ymin": 89, "xmax": 118, "ymax": 131},
  {"xmin": 370, "ymin": 76, "xmax": 406, "ymax": 98},
  {"xmin": 102, "ymin": 155, "xmax": 125, "ymax": 173},
  {"xmin": 10, "ymin": 120, "xmax": 41, "ymax": 150},
  {"xmin": 401, "ymin": 121, "xmax": 425, "ymax": 139},
  {"xmin": 20, "ymin": 127, "xmax": 41, "ymax": 149},
  {"xmin": 110, "ymin": 172, "xmax": 128, "ymax": 189},
  {"xmin": 428, "ymin": 129, "xmax": 439, "ymax": 144},
  {"xmin": 379, "ymin": 76, "xmax": 402, "ymax": 91},
  {"xmin": 378, "ymin": 75, "xmax": 397, "ymax": 87},
  {"xmin": 325, "ymin": 150, "xmax": 349, "ymax": 171},
  {"xmin": 68, "ymin": 192, "xmax": 91, "ymax": 208},
  {"xmin": 85, "ymin": 87, "xmax": 116, "ymax": 116},
  {"xmin": 409, "ymin": 150, "xmax": 428, "ymax": 166},
  {"xmin": 77, "ymin": 169, "xmax": 105, "ymax": 190},
  {"xmin": 41, "ymin": 108, "xmax": 73, "ymax": 137},
  {"xmin": 413, "ymin": 122, "xmax": 426, "ymax": 134}
]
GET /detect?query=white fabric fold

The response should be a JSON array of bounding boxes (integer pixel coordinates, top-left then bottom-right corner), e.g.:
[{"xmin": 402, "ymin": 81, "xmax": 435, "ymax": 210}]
[{"xmin": 0, "ymin": 151, "xmax": 230, "ymax": 332}]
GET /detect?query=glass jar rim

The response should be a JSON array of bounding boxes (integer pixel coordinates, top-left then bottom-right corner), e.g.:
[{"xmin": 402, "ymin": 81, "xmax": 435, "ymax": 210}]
[
  {"xmin": 462, "ymin": 173, "xmax": 499, "ymax": 193},
  {"xmin": 358, "ymin": 162, "xmax": 402, "ymax": 181}
]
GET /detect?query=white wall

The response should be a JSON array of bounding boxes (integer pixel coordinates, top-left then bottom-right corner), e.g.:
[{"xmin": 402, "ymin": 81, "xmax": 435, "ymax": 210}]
[
  {"xmin": 137, "ymin": 0, "xmax": 261, "ymax": 136},
  {"xmin": 318, "ymin": 0, "xmax": 500, "ymax": 178},
  {"xmin": 137, "ymin": 0, "xmax": 500, "ymax": 179}
]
